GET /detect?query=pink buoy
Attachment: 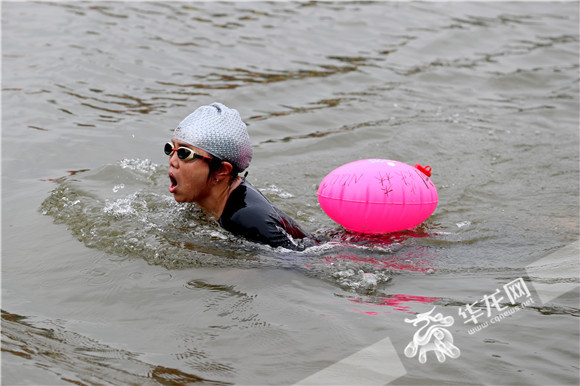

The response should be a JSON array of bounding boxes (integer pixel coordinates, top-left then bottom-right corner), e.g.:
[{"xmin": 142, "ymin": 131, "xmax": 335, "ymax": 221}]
[{"xmin": 317, "ymin": 159, "xmax": 438, "ymax": 234}]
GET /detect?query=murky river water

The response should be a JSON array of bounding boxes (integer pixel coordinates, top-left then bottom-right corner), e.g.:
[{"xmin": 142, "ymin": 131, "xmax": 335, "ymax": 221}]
[{"xmin": 2, "ymin": 2, "xmax": 579, "ymax": 385}]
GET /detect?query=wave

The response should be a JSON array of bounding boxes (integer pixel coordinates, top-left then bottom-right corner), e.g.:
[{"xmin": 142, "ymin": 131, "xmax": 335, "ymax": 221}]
[{"xmin": 39, "ymin": 159, "xmax": 444, "ymax": 295}]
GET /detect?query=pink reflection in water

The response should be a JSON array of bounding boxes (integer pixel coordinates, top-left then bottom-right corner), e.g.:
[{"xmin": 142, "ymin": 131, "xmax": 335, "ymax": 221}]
[
  {"xmin": 320, "ymin": 228, "xmax": 438, "ymax": 273},
  {"xmin": 350, "ymin": 294, "xmax": 440, "ymax": 314}
]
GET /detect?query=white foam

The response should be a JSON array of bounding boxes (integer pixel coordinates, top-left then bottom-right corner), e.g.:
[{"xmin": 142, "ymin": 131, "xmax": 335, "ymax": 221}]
[
  {"xmin": 118, "ymin": 158, "xmax": 159, "ymax": 175},
  {"xmin": 103, "ymin": 193, "xmax": 139, "ymax": 217}
]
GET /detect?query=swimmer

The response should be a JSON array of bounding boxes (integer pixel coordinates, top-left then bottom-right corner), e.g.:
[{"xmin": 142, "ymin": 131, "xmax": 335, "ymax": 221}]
[{"xmin": 165, "ymin": 102, "xmax": 312, "ymax": 250}]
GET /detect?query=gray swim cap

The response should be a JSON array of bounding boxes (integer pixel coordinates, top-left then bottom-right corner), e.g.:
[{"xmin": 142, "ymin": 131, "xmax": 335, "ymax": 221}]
[{"xmin": 174, "ymin": 102, "xmax": 253, "ymax": 172}]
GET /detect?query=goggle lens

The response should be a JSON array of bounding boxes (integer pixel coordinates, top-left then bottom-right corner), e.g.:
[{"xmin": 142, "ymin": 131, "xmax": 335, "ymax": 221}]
[{"xmin": 164, "ymin": 142, "xmax": 174, "ymax": 156}]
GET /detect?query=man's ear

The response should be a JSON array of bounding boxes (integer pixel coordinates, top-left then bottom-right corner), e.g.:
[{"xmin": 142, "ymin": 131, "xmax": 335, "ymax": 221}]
[{"xmin": 216, "ymin": 161, "xmax": 233, "ymax": 180}]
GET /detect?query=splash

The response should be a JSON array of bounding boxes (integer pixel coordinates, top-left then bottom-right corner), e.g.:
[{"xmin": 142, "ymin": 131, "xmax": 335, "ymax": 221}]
[
  {"xmin": 40, "ymin": 158, "xmax": 437, "ymax": 291},
  {"xmin": 40, "ymin": 159, "xmax": 252, "ymax": 269}
]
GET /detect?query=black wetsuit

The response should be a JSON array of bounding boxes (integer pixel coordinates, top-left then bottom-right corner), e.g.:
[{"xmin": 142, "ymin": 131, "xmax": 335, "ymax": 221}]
[{"xmin": 219, "ymin": 181, "xmax": 311, "ymax": 250}]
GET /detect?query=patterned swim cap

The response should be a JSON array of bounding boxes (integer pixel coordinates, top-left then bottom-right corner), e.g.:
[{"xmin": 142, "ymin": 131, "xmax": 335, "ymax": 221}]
[{"xmin": 174, "ymin": 103, "xmax": 253, "ymax": 172}]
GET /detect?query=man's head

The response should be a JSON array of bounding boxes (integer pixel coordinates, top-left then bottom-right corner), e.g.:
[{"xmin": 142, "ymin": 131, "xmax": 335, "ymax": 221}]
[{"xmin": 173, "ymin": 102, "xmax": 253, "ymax": 173}]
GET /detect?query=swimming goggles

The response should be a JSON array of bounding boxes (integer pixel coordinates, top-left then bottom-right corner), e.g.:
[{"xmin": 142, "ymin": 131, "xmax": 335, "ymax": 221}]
[{"xmin": 164, "ymin": 142, "xmax": 213, "ymax": 162}]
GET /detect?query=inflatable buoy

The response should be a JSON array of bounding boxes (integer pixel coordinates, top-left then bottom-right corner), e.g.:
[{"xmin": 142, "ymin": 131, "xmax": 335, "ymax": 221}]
[{"xmin": 317, "ymin": 159, "xmax": 438, "ymax": 234}]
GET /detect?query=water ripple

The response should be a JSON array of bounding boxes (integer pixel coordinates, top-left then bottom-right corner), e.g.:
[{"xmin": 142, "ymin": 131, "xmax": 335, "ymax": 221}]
[
  {"xmin": 1, "ymin": 311, "xmax": 229, "ymax": 385},
  {"xmin": 156, "ymin": 64, "xmax": 359, "ymax": 91},
  {"xmin": 39, "ymin": 159, "xmax": 445, "ymax": 295}
]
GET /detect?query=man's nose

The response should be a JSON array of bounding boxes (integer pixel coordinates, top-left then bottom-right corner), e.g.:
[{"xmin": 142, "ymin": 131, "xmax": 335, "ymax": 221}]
[{"xmin": 169, "ymin": 151, "xmax": 179, "ymax": 167}]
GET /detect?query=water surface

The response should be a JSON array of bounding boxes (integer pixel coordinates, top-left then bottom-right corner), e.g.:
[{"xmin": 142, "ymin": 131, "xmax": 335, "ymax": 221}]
[{"xmin": 2, "ymin": 2, "xmax": 579, "ymax": 385}]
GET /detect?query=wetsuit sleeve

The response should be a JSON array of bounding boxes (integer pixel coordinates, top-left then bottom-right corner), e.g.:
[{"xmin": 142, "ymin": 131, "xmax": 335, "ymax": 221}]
[
  {"xmin": 219, "ymin": 182, "xmax": 312, "ymax": 250},
  {"xmin": 227, "ymin": 210, "xmax": 300, "ymax": 250}
]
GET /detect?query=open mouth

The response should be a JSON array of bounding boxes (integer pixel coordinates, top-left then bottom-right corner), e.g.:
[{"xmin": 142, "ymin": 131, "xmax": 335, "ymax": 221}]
[{"xmin": 169, "ymin": 172, "xmax": 178, "ymax": 193}]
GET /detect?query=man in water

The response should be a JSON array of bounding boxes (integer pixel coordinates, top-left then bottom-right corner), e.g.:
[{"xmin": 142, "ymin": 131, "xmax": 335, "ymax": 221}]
[{"xmin": 165, "ymin": 102, "xmax": 312, "ymax": 250}]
